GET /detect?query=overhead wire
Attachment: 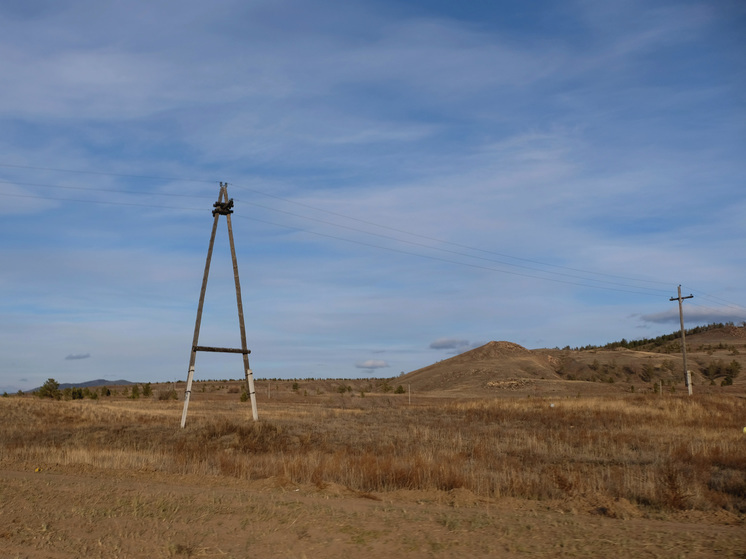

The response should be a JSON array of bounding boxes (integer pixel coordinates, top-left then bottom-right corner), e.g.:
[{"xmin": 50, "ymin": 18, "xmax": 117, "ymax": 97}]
[
  {"xmin": 231, "ymin": 196, "xmax": 672, "ymax": 293},
  {"xmin": 228, "ymin": 212, "xmax": 671, "ymax": 296},
  {"xmin": 0, "ymin": 163, "xmax": 689, "ymax": 290},
  {"xmin": 0, "ymin": 191, "xmax": 205, "ymax": 213},
  {"xmin": 0, "ymin": 162, "xmax": 215, "ymax": 184},
  {"xmin": 227, "ymin": 180, "xmax": 674, "ymax": 288},
  {"xmin": 0, "ymin": 166, "xmax": 743, "ymax": 308},
  {"xmin": 0, "ymin": 179, "xmax": 670, "ymax": 295},
  {"xmin": 679, "ymin": 286, "xmax": 746, "ymax": 314},
  {"xmin": 0, "ymin": 188, "xmax": 674, "ymax": 297}
]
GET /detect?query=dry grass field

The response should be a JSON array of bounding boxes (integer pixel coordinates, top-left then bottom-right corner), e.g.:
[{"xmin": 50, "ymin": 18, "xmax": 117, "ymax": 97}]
[{"xmin": 1, "ymin": 381, "xmax": 745, "ymax": 558}]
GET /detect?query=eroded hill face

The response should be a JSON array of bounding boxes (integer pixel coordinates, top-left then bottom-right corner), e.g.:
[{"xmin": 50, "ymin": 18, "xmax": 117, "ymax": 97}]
[
  {"xmin": 451, "ymin": 341, "xmax": 532, "ymax": 361},
  {"xmin": 402, "ymin": 325, "xmax": 746, "ymax": 396},
  {"xmin": 403, "ymin": 341, "xmax": 560, "ymax": 394}
]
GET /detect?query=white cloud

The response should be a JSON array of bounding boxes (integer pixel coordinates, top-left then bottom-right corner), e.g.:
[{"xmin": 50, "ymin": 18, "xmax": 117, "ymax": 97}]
[
  {"xmin": 0, "ymin": 0, "xmax": 743, "ymax": 389},
  {"xmin": 355, "ymin": 360, "xmax": 389, "ymax": 370}
]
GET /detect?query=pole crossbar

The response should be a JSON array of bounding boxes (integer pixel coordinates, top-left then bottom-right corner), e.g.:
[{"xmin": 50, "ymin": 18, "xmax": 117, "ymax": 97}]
[
  {"xmin": 193, "ymin": 346, "xmax": 251, "ymax": 355},
  {"xmin": 180, "ymin": 182, "xmax": 259, "ymax": 428}
]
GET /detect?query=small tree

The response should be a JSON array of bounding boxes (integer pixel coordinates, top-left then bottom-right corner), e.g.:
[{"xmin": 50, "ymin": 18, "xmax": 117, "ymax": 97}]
[
  {"xmin": 37, "ymin": 378, "xmax": 61, "ymax": 400},
  {"xmin": 142, "ymin": 382, "xmax": 153, "ymax": 397},
  {"xmin": 130, "ymin": 384, "xmax": 140, "ymax": 399}
]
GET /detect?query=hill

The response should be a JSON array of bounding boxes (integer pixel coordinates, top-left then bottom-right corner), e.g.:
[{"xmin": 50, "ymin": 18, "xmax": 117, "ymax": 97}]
[
  {"xmin": 403, "ymin": 341, "xmax": 560, "ymax": 394},
  {"xmin": 402, "ymin": 324, "xmax": 746, "ymax": 395}
]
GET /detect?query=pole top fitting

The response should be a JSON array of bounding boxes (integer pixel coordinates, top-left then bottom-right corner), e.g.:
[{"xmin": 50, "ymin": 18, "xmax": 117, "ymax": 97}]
[{"xmin": 212, "ymin": 198, "xmax": 234, "ymax": 216}]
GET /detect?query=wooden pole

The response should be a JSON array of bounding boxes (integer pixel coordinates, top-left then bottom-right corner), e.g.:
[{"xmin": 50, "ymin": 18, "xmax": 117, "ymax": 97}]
[
  {"xmin": 670, "ymin": 285, "xmax": 694, "ymax": 396},
  {"xmin": 225, "ymin": 202, "xmax": 258, "ymax": 421},
  {"xmin": 181, "ymin": 183, "xmax": 258, "ymax": 427},
  {"xmin": 181, "ymin": 187, "xmax": 224, "ymax": 428}
]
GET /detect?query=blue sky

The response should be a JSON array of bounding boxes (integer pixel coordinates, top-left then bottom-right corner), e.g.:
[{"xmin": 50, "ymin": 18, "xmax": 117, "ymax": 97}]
[{"xmin": 1, "ymin": 0, "xmax": 744, "ymax": 392}]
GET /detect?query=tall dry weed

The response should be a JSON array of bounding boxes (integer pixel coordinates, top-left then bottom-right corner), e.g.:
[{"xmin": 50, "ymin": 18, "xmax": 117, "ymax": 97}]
[{"xmin": 1, "ymin": 393, "xmax": 744, "ymax": 513}]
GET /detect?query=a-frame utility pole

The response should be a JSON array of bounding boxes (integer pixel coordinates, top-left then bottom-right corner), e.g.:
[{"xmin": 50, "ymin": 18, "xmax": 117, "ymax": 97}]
[
  {"xmin": 181, "ymin": 183, "xmax": 258, "ymax": 428},
  {"xmin": 670, "ymin": 285, "xmax": 694, "ymax": 396}
]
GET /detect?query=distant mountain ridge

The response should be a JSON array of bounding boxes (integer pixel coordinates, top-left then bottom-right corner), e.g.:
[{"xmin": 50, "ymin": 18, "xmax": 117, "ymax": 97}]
[
  {"xmin": 58, "ymin": 379, "xmax": 135, "ymax": 389},
  {"xmin": 26, "ymin": 379, "xmax": 135, "ymax": 393}
]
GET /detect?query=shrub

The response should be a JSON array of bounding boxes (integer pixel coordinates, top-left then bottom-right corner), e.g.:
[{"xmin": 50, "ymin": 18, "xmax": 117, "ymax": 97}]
[
  {"xmin": 158, "ymin": 388, "xmax": 178, "ymax": 401},
  {"xmin": 38, "ymin": 378, "xmax": 61, "ymax": 400}
]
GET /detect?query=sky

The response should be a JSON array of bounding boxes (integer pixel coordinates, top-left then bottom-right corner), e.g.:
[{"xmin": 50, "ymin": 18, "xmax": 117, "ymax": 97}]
[{"xmin": 1, "ymin": 0, "xmax": 745, "ymax": 392}]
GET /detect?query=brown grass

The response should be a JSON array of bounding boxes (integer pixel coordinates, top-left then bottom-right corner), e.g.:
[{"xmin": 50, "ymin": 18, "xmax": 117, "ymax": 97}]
[{"xmin": 2, "ymin": 390, "xmax": 745, "ymax": 514}]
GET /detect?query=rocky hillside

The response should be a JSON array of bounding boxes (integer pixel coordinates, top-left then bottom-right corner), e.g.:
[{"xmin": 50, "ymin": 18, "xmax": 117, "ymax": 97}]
[{"xmin": 402, "ymin": 325, "xmax": 746, "ymax": 395}]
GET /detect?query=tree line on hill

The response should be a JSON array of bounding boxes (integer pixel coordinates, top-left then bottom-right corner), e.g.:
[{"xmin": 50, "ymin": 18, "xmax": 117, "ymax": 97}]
[
  {"xmin": 29, "ymin": 378, "xmax": 157, "ymax": 400},
  {"xmin": 562, "ymin": 322, "xmax": 744, "ymax": 352}
]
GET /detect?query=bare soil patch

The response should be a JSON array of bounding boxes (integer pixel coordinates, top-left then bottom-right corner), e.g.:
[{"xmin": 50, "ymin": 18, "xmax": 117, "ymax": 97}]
[{"xmin": 2, "ymin": 466, "xmax": 744, "ymax": 559}]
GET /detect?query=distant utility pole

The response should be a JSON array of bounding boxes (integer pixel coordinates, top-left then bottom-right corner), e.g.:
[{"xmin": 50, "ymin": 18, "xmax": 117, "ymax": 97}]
[
  {"xmin": 180, "ymin": 182, "xmax": 258, "ymax": 428},
  {"xmin": 670, "ymin": 285, "xmax": 694, "ymax": 396}
]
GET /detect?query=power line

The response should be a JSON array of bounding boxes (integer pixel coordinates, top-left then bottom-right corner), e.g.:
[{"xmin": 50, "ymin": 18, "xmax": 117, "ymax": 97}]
[
  {"xmin": 680, "ymin": 285, "xmax": 746, "ymax": 313},
  {"xmin": 0, "ymin": 177, "xmax": 671, "ymax": 293},
  {"xmin": 0, "ymin": 191, "xmax": 205, "ymax": 213},
  {"xmin": 0, "ymin": 162, "xmax": 677, "ymax": 289},
  {"xmin": 228, "ymin": 180, "xmax": 673, "ymax": 288},
  {"xmin": 0, "ymin": 179, "xmax": 211, "ymax": 200},
  {"xmin": 230, "ymin": 212, "xmax": 671, "ymax": 296},
  {"xmin": 235, "ymin": 196, "xmax": 672, "ymax": 294},
  {"xmin": 0, "ymin": 188, "xmax": 673, "ymax": 295},
  {"xmin": 0, "ymin": 189, "xmax": 671, "ymax": 296},
  {"xmin": 0, "ymin": 162, "xmax": 216, "ymax": 184},
  {"xmin": 1, "ymin": 166, "xmax": 741, "ymax": 306}
]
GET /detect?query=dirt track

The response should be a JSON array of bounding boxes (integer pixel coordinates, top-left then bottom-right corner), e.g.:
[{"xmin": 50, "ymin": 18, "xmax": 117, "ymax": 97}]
[{"xmin": 2, "ymin": 465, "xmax": 744, "ymax": 558}]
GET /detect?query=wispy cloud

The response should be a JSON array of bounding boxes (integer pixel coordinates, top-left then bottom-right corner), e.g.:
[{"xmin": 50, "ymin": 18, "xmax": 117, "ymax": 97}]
[
  {"xmin": 429, "ymin": 338, "xmax": 471, "ymax": 351},
  {"xmin": 0, "ymin": 0, "xmax": 743, "ymax": 390},
  {"xmin": 355, "ymin": 360, "xmax": 389, "ymax": 370},
  {"xmin": 65, "ymin": 353, "xmax": 91, "ymax": 361},
  {"xmin": 429, "ymin": 338, "xmax": 483, "ymax": 355},
  {"xmin": 640, "ymin": 308, "xmax": 746, "ymax": 326}
]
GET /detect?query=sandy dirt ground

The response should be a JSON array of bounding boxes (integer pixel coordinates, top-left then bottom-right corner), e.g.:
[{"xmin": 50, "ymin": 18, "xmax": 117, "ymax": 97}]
[{"xmin": 2, "ymin": 464, "xmax": 744, "ymax": 559}]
